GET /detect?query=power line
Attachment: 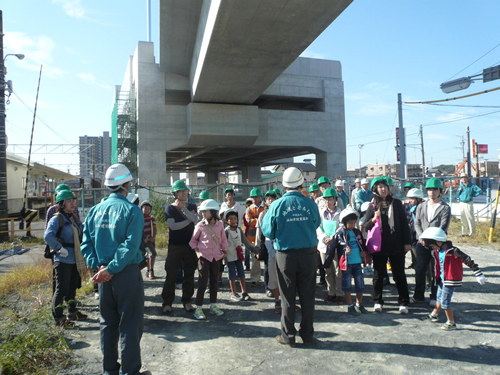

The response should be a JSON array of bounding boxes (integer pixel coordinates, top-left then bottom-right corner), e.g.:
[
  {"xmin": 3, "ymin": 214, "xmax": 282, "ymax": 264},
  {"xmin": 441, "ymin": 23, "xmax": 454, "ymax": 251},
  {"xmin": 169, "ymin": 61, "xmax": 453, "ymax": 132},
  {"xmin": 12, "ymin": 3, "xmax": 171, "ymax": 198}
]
[
  {"xmin": 10, "ymin": 90, "xmax": 73, "ymax": 144},
  {"xmin": 445, "ymin": 43, "xmax": 500, "ymax": 82}
]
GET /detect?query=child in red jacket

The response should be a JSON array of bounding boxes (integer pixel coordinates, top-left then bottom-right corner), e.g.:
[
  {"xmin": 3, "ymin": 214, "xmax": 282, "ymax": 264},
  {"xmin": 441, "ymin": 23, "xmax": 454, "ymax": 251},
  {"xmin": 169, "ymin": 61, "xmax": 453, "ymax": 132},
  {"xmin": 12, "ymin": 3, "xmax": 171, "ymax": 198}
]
[{"xmin": 419, "ymin": 227, "xmax": 486, "ymax": 330}]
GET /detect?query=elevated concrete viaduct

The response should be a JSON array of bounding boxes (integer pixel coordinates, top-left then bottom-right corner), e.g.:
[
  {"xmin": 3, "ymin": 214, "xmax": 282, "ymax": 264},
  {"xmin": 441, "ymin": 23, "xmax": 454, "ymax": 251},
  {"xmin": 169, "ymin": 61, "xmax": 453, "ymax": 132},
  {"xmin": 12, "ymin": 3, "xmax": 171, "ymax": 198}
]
[{"xmin": 113, "ymin": 0, "xmax": 353, "ymax": 185}]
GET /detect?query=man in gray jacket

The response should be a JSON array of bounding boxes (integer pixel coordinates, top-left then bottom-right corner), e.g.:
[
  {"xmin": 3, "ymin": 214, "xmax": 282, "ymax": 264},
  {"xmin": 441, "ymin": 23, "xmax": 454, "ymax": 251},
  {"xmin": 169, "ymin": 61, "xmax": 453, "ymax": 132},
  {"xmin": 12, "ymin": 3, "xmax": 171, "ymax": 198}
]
[{"xmin": 412, "ymin": 178, "xmax": 451, "ymax": 306}]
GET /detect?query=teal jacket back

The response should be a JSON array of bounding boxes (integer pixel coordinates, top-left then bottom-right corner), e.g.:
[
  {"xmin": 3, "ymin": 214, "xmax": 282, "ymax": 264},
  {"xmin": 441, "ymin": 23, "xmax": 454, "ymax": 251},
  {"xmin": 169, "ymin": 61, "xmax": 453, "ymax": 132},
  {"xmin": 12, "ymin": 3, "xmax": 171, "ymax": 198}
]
[{"xmin": 81, "ymin": 193, "xmax": 144, "ymax": 275}]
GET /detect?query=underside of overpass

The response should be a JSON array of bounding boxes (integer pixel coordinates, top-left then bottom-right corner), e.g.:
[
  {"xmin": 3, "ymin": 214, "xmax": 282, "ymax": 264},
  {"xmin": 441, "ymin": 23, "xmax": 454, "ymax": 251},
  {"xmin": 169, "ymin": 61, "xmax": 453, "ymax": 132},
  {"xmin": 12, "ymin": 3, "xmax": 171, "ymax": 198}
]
[
  {"xmin": 114, "ymin": 0, "xmax": 352, "ymax": 184},
  {"xmin": 166, "ymin": 145, "xmax": 319, "ymax": 173}
]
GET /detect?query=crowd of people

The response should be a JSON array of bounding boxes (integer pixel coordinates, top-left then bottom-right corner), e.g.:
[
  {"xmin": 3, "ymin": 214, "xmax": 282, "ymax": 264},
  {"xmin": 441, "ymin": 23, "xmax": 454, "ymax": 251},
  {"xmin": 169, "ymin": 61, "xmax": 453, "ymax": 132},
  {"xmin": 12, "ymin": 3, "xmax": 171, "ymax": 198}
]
[{"xmin": 43, "ymin": 164, "xmax": 487, "ymax": 374}]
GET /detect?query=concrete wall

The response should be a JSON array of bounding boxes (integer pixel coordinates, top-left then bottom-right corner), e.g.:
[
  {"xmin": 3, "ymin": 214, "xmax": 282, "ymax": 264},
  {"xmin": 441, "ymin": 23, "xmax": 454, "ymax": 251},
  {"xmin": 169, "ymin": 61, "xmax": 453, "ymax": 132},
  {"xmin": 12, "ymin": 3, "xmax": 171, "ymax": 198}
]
[{"xmin": 125, "ymin": 44, "xmax": 346, "ymax": 184}]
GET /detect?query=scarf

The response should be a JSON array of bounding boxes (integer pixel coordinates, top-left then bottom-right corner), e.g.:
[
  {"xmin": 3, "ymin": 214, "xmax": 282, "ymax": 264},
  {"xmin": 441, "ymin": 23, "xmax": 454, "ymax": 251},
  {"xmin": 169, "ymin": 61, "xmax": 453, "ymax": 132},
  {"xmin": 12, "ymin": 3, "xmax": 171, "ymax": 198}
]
[
  {"xmin": 374, "ymin": 199, "xmax": 395, "ymax": 234},
  {"xmin": 68, "ymin": 214, "xmax": 87, "ymax": 277}
]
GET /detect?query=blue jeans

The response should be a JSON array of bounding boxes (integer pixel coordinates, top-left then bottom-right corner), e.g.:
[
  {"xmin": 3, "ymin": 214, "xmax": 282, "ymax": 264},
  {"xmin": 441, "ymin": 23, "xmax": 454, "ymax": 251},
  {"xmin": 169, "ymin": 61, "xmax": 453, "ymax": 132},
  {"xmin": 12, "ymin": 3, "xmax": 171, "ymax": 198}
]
[
  {"xmin": 436, "ymin": 281, "xmax": 454, "ymax": 309},
  {"xmin": 99, "ymin": 264, "xmax": 144, "ymax": 375},
  {"xmin": 341, "ymin": 263, "xmax": 365, "ymax": 294},
  {"xmin": 227, "ymin": 260, "xmax": 245, "ymax": 280}
]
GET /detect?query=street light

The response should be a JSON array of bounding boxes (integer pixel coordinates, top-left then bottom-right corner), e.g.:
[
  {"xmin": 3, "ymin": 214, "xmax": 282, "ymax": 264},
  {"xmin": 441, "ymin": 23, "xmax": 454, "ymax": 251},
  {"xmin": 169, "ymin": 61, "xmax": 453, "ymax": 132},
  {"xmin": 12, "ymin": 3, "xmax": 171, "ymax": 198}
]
[
  {"xmin": 440, "ymin": 64, "xmax": 500, "ymax": 94},
  {"xmin": 358, "ymin": 144, "xmax": 364, "ymax": 178},
  {"xmin": 1, "ymin": 10, "xmax": 26, "ymax": 241}
]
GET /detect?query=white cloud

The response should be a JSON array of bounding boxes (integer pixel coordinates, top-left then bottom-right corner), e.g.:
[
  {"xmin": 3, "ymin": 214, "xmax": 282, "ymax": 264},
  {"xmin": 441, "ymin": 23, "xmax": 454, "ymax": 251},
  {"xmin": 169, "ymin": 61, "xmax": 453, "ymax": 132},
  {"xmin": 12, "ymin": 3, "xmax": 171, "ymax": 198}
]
[
  {"xmin": 300, "ymin": 49, "xmax": 329, "ymax": 59},
  {"xmin": 365, "ymin": 82, "xmax": 390, "ymax": 90},
  {"xmin": 52, "ymin": 0, "xmax": 86, "ymax": 19},
  {"xmin": 426, "ymin": 133, "xmax": 450, "ymax": 140},
  {"xmin": 4, "ymin": 32, "xmax": 64, "ymax": 79},
  {"xmin": 76, "ymin": 72, "xmax": 112, "ymax": 90},
  {"xmin": 436, "ymin": 111, "xmax": 471, "ymax": 123}
]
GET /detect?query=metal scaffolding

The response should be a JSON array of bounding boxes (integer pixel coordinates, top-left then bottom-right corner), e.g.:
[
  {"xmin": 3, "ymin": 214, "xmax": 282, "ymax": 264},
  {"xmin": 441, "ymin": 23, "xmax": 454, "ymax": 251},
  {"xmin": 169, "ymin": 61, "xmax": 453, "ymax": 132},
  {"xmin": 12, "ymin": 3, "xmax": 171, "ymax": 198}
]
[{"xmin": 111, "ymin": 91, "xmax": 137, "ymax": 177}]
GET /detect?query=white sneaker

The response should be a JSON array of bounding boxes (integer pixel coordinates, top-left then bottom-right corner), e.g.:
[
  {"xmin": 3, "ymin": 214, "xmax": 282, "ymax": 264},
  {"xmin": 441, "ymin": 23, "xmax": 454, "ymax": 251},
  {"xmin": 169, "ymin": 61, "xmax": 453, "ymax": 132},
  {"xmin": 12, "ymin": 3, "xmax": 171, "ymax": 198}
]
[
  {"xmin": 94, "ymin": 293, "xmax": 99, "ymax": 300},
  {"xmin": 429, "ymin": 299, "xmax": 437, "ymax": 308},
  {"xmin": 399, "ymin": 306, "xmax": 409, "ymax": 315},
  {"xmin": 373, "ymin": 303, "xmax": 383, "ymax": 313}
]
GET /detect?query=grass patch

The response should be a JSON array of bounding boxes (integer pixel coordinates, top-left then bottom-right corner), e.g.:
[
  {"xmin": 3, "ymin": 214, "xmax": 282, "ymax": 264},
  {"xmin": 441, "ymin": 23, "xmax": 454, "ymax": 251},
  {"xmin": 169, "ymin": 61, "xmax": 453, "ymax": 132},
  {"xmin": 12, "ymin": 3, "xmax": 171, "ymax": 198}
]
[
  {"xmin": 447, "ymin": 216, "xmax": 500, "ymax": 248},
  {"xmin": 0, "ymin": 302, "xmax": 72, "ymax": 375},
  {"xmin": 0, "ymin": 261, "xmax": 53, "ymax": 300},
  {"xmin": 0, "ymin": 260, "xmax": 77, "ymax": 374},
  {"xmin": 149, "ymin": 193, "xmax": 173, "ymax": 254}
]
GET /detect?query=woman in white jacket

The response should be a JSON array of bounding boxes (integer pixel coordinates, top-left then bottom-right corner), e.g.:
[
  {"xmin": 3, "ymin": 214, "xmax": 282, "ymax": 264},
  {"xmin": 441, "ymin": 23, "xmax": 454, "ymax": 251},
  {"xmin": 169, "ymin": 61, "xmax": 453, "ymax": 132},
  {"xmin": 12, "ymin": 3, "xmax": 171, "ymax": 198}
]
[{"xmin": 316, "ymin": 187, "xmax": 343, "ymax": 304}]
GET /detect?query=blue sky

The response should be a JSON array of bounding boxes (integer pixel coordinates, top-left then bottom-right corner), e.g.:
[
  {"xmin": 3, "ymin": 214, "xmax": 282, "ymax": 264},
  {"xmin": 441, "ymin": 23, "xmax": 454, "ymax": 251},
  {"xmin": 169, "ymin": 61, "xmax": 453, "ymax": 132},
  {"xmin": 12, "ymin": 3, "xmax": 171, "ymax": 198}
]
[{"xmin": 3, "ymin": 0, "xmax": 500, "ymax": 176}]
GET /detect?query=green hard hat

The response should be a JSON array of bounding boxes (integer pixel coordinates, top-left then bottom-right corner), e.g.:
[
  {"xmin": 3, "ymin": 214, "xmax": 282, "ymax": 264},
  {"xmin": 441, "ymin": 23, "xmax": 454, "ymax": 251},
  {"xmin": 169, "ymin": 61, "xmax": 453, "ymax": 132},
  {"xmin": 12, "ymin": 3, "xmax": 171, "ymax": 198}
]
[
  {"xmin": 371, "ymin": 176, "xmax": 388, "ymax": 191},
  {"xmin": 224, "ymin": 187, "xmax": 235, "ymax": 194},
  {"xmin": 308, "ymin": 183, "xmax": 320, "ymax": 193},
  {"xmin": 274, "ymin": 188, "xmax": 281, "ymax": 196},
  {"xmin": 317, "ymin": 176, "xmax": 330, "ymax": 185},
  {"xmin": 384, "ymin": 176, "xmax": 394, "ymax": 186},
  {"xmin": 250, "ymin": 187, "xmax": 263, "ymax": 197},
  {"xmin": 322, "ymin": 187, "xmax": 338, "ymax": 198},
  {"xmin": 199, "ymin": 190, "xmax": 210, "ymax": 200},
  {"xmin": 265, "ymin": 190, "xmax": 277, "ymax": 198},
  {"xmin": 425, "ymin": 178, "xmax": 443, "ymax": 190},
  {"xmin": 55, "ymin": 184, "xmax": 70, "ymax": 193},
  {"xmin": 56, "ymin": 189, "xmax": 76, "ymax": 203},
  {"xmin": 172, "ymin": 180, "xmax": 188, "ymax": 192},
  {"xmin": 404, "ymin": 182, "xmax": 416, "ymax": 189}
]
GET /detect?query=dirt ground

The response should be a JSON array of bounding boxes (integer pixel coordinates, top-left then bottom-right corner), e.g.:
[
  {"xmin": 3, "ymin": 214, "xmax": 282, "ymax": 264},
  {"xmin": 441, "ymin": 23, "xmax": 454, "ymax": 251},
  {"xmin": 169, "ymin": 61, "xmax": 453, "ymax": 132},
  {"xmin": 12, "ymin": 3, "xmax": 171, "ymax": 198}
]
[
  {"xmin": 2, "ymin": 241, "xmax": 498, "ymax": 375},
  {"xmin": 47, "ymin": 241, "xmax": 499, "ymax": 375}
]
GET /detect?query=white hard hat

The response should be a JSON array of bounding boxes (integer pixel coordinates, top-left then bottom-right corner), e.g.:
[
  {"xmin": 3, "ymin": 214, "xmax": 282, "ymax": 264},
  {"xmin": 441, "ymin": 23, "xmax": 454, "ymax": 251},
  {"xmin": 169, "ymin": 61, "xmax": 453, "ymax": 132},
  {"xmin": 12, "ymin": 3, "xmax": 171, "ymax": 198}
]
[
  {"xmin": 127, "ymin": 193, "xmax": 139, "ymax": 205},
  {"xmin": 420, "ymin": 227, "xmax": 447, "ymax": 242},
  {"xmin": 407, "ymin": 188, "xmax": 424, "ymax": 199},
  {"xmin": 222, "ymin": 208, "xmax": 238, "ymax": 221},
  {"xmin": 335, "ymin": 180, "xmax": 343, "ymax": 187},
  {"xmin": 104, "ymin": 164, "xmax": 134, "ymax": 191},
  {"xmin": 282, "ymin": 167, "xmax": 304, "ymax": 188},
  {"xmin": 361, "ymin": 178, "xmax": 369, "ymax": 185},
  {"xmin": 140, "ymin": 200, "xmax": 152, "ymax": 208},
  {"xmin": 355, "ymin": 178, "xmax": 361, "ymax": 183},
  {"xmin": 339, "ymin": 207, "xmax": 359, "ymax": 224},
  {"xmin": 199, "ymin": 199, "xmax": 219, "ymax": 211},
  {"xmin": 360, "ymin": 202, "xmax": 371, "ymax": 213}
]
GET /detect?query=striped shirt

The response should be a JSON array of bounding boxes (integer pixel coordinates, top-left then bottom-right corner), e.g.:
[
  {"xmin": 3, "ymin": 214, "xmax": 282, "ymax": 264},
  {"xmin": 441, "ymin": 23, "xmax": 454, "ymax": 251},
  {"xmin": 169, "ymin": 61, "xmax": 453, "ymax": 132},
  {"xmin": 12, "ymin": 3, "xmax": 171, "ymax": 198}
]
[{"xmin": 143, "ymin": 215, "xmax": 156, "ymax": 239}]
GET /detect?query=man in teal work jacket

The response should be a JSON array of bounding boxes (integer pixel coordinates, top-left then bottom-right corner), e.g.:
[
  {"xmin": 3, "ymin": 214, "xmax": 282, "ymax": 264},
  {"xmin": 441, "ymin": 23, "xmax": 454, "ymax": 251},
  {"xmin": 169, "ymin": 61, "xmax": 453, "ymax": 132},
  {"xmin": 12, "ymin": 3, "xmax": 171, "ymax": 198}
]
[
  {"xmin": 261, "ymin": 167, "xmax": 321, "ymax": 347},
  {"xmin": 81, "ymin": 164, "xmax": 150, "ymax": 375},
  {"xmin": 457, "ymin": 173, "xmax": 482, "ymax": 236}
]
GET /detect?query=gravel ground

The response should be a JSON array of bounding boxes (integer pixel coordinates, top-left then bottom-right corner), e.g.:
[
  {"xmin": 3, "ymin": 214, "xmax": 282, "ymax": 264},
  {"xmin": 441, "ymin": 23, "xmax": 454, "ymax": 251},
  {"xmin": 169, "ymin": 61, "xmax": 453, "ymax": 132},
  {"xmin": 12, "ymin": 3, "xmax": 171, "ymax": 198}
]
[{"xmin": 52, "ymin": 242, "xmax": 500, "ymax": 374}]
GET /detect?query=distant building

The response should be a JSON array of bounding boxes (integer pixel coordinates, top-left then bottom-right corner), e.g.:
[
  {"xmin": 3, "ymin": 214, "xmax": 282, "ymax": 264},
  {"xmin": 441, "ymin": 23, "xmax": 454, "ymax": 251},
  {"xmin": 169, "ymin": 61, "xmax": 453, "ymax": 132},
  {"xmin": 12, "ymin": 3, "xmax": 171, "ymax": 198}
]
[
  {"xmin": 273, "ymin": 161, "xmax": 317, "ymax": 182},
  {"xmin": 79, "ymin": 132, "xmax": 111, "ymax": 185},
  {"xmin": 7, "ymin": 152, "xmax": 77, "ymax": 214},
  {"xmin": 366, "ymin": 163, "xmax": 422, "ymax": 178}
]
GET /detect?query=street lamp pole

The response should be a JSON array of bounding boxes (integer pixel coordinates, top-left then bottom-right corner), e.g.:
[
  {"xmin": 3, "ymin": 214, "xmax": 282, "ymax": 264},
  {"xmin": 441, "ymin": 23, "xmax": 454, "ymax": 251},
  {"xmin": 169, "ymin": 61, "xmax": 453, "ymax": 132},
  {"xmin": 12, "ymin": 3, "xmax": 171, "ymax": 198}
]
[
  {"xmin": 0, "ymin": 11, "xmax": 25, "ymax": 241},
  {"xmin": 358, "ymin": 144, "xmax": 364, "ymax": 178},
  {"xmin": 0, "ymin": 11, "xmax": 9, "ymax": 241}
]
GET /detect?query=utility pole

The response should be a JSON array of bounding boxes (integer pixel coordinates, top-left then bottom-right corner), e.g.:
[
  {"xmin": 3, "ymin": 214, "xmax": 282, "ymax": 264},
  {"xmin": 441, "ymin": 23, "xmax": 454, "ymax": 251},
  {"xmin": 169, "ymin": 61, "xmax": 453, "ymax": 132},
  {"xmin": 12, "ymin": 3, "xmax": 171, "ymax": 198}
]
[
  {"xmin": 397, "ymin": 93, "xmax": 407, "ymax": 179},
  {"xmin": 466, "ymin": 126, "xmax": 472, "ymax": 177},
  {"xmin": 419, "ymin": 125, "xmax": 425, "ymax": 181},
  {"xmin": 0, "ymin": 12, "xmax": 9, "ymax": 241}
]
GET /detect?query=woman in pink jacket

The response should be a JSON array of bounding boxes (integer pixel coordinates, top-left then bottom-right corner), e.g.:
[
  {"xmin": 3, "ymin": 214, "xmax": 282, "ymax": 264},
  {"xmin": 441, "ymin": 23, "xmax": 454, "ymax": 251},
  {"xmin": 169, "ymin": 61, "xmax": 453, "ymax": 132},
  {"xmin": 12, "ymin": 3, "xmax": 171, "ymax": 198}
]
[{"xmin": 190, "ymin": 199, "xmax": 228, "ymax": 320}]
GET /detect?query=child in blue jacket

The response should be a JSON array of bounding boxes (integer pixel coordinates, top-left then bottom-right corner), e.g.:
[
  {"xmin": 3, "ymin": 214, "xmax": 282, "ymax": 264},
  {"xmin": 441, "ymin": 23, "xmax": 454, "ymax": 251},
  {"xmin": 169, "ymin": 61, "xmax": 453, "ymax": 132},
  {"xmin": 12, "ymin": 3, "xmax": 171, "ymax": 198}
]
[{"xmin": 325, "ymin": 207, "xmax": 368, "ymax": 315}]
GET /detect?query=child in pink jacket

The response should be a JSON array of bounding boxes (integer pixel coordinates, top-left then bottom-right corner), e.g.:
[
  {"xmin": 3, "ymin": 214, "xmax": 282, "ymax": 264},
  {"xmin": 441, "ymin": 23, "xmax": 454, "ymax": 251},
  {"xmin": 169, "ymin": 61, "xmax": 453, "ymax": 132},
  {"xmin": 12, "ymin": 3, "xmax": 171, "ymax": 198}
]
[{"xmin": 189, "ymin": 199, "xmax": 228, "ymax": 320}]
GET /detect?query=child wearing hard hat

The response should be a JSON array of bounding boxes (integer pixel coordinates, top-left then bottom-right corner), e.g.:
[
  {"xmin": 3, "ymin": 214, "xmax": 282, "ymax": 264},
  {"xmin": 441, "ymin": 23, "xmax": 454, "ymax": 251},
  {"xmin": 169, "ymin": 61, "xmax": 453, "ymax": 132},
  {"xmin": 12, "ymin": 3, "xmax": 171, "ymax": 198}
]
[
  {"xmin": 419, "ymin": 227, "xmax": 486, "ymax": 330},
  {"xmin": 324, "ymin": 207, "xmax": 369, "ymax": 315},
  {"xmin": 141, "ymin": 200, "xmax": 157, "ymax": 280},
  {"xmin": 335, "ymin": 180, "xmax": 348, "ymax": 208}
]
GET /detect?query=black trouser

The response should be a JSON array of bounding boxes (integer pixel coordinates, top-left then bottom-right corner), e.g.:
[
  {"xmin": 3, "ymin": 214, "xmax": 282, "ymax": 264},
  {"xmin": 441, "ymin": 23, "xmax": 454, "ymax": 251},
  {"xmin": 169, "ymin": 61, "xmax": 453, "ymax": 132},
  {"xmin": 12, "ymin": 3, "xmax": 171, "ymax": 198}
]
[
  {"xmin": 413, "ymin": 242, "xmax": 437, "ymax": 301},
  {"xmin": 100, "ymin": 264, "xmax": 144, "ymax": 375},
  {"xmin": 52, "ymin": 262, "xmax": 79, "ymax": 321},
  {"xmin": 276, "ymin": 247, "xmax": 316, "ymax": 344},
  {"xmin": 195, "ymin": 257, "xmax": 221, "ymax": 306},
  {"xmin": 161, "ymin": 243, "xmax": 198, "ymax": 307},
  {"xmin": 372, "ymin": 252, "xmax": 409, "ymax": 306}
]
